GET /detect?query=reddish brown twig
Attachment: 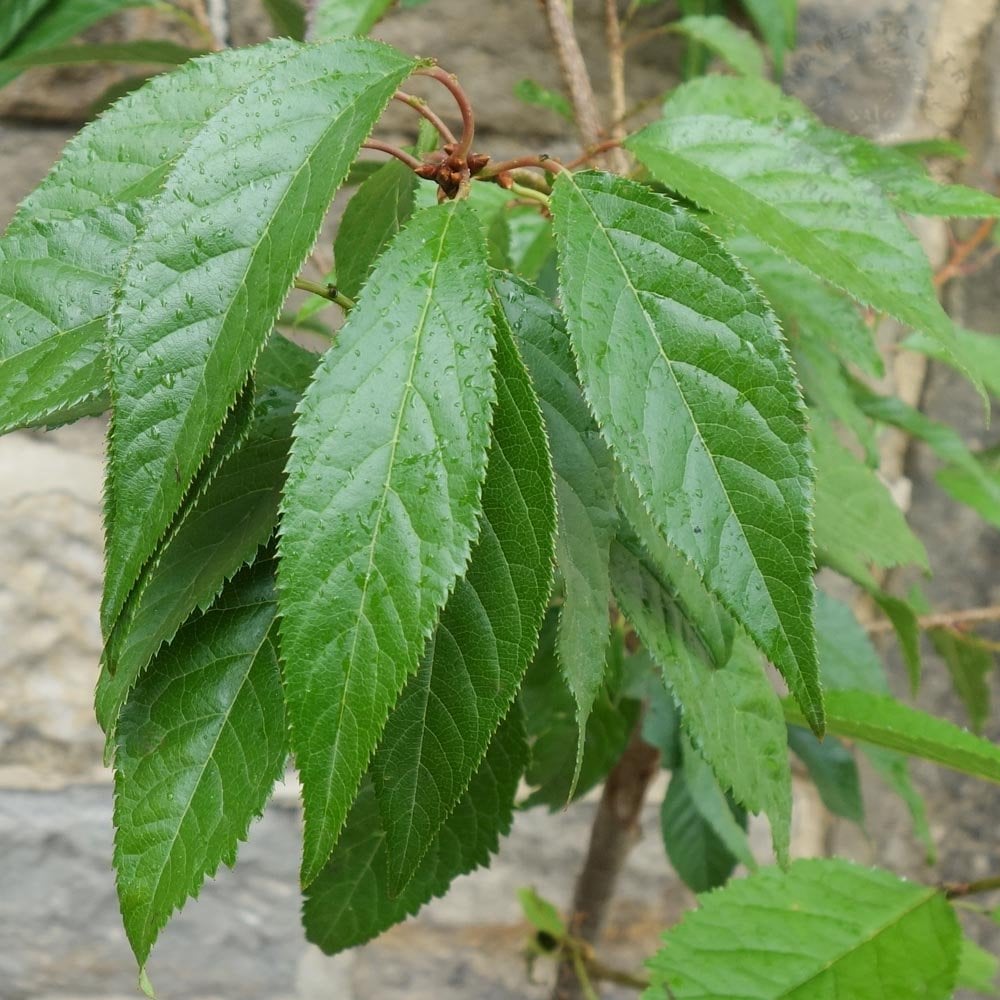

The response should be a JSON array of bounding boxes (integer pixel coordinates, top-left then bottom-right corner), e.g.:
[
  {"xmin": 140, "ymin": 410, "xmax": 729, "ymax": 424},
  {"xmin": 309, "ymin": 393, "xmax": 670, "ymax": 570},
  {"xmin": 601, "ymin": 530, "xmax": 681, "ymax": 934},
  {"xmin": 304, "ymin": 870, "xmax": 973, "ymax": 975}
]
[
  {"xmin": 361, "ymin": 140, "xmax": 423, "ymax": 171},
  {"xmin": 944, "ymin": 874, "xmax": 1000, "ymax": 899},
  {"xmin": 933, "ymin": 219, "xmax": 997, "ymax": 288},
  {"xmin": 416, "ymin": 65, "xmax": 476, "ymax": 160},
  {"xmin": 565, "ymin": 139, "xmax": 625, "ymax": 170},
  {"xmin": 393, "ymin": 90, "xmax": 457, "ymax": 144},
  {"xmin": 867, "ymin": 603, "xmax": 1000, "ymax": 634}
]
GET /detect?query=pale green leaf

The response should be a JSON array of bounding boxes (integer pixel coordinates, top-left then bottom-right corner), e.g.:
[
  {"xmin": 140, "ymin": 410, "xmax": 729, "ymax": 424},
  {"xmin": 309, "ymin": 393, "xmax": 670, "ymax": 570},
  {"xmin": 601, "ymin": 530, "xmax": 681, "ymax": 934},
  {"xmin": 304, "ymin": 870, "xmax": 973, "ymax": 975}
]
[
  {"xmin": 0, "ymin": 42, "xmax": 303, "ymax": 441},
  {"xmin": 303, "ymin": 709, "xmax": 527, "ymax": 953},
  {"xmin": 787, "ymin": 725, "xmax": 864, "ymax": 823},
  {"xmin": 957, "ymin": 938, "xmax": 999, "ymax": 995},
  {"xmin": 668, "ymin": 16, "xmax": 765, "ymax": 77},
  {"xmin": 308, "ymin": 0, "xmax": 394, "ymax": 39},
  {"xmin": 552, "ymin": 170, "xmax": 821, "ymax": 732},
  {"xmin": 278, "ymin": 201, "xmax": 495, "ymax": 886},
  {"xmin": 513, "ymin": 78, "xmax": 573, "ymax": 121},
  {"xmin": 812, "ymin": 418, "xmax": 929, "ymax": 580},
  {"xmin": 102, "ymin": 38, "xmax": 416, "ymax": 634},
  {"xmin": 518, "ymin": 887, "xmax": 567, "ymax": 938},
  {"xmin": 627, "ymin": 117, "xmax": 976, "ymax": 386},
  {"xmin": 815, "ymin": 590, "xmax": 888, "ymax": 694},
  {"xmin": 929, "ymin": 627, "xmax": 994, "ymax": 735},
  {"xmin": 495, "ymin": 273, "xmax": 617, "ymax": 792},
  {"xmin": 95, "ymin": 337, "xmax": 317, "ymax": 740},
  {"xmin": 0, "ymin": 39, "xmax": 206, "ymax": 71},
  {"xmin": 371, "ymin": 306, "xmax": 555, "ymax": 894},
  {"xmin": 738, "ymin": 0, "xmax": 795, "ymax": 75},
  {"xmin": 906, "ymin": 326, "xmax": 1000, "ymax": 400},
  {"xmin": 645, "ymin": 859, "xmax": 960, "ymax": 1000},
  {"xmin": 783, "ymin": 690, "xmax": 1000, "ymax": 785},
  {"xmin": 113, "ymin": 558, "xmax": 287, "ymax": 968},
  {"xmin": 611, "ymin": 536, "xmax": 793, "ymax": 864},
  {"xmin": 0, "ymin": 0, "xmax": 154, "ymax": 89},
  {"xmin": 334, "ymin": 158, "xmax": 419, "ymax": 300}
]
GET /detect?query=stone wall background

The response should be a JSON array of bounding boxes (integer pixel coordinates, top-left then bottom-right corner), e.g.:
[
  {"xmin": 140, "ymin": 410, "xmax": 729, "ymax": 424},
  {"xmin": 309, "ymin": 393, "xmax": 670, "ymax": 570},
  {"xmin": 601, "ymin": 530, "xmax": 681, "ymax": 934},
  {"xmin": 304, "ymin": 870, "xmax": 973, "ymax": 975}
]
[{"xmin": 2, "ymin": 1, "xmax": 1000, "ymax": 997}]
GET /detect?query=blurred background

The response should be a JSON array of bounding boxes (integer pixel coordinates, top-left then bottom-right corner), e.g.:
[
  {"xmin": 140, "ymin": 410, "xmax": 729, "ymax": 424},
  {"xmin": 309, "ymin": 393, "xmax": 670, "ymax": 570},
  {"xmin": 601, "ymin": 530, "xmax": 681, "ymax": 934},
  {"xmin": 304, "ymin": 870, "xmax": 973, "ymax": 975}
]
[{"xmin": 2, "ymin": 0, "xmax": 1000, "ymax": 996}]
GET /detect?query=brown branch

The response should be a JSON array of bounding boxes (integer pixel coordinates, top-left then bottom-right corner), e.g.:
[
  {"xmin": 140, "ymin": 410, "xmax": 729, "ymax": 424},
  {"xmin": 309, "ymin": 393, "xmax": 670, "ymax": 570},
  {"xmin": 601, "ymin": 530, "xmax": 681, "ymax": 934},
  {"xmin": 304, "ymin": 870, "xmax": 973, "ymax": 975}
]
[
  {"xmin": 566, "ymin": 139, "xmax": 624, "ymax": 170},
  {"xmin": 867, "ymin": 603, "xmax": 1000, "ymax": 634},
  {"xmin": 605, "ymin": 0, "xmax": 628, "ymax": 144},
  {"xmin": 416, "ymin": 65, "xmax": 476, "ymax": 159},
  {"xmin": 478, "ymin": 154, "xmax": 566, "ymax": 179},
  {"xmin": 933, "ymin": 218, "xmax": 996, "ymax": 289},
  {"xmin": 552, "ymin": 723, "xmax": 661, "ymax": 1000},
  {"xmin": 393, "ymin": 90, "xmax": 457, "ymax": 144},
  {"xmin": 944, "ymin": 874, "xmax": 1000, "ymax": 899}
]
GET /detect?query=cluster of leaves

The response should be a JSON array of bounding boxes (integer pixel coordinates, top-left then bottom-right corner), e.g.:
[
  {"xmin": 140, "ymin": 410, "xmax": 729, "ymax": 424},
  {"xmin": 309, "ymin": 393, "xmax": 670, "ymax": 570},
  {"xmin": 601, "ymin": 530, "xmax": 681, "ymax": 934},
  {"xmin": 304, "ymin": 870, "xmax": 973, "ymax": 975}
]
[{"xmin": 4, "ymin": 0, "xmax": 1000, "ymax": 997}]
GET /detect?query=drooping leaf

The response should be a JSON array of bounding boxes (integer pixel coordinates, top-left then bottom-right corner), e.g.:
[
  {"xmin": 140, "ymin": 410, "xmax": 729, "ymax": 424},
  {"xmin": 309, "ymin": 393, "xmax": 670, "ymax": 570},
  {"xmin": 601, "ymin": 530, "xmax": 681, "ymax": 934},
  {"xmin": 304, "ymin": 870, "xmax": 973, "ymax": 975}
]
[
  {"xmin": 727, "ymin": 232, "xmax": 883, "ymax": 378},
  {"xmin": 308, "ymin": 0, "xmax": 394, "ymax": 39},
  {"xmin": 95, "ymin": 337, "xmax": 317, "ymax": 740},
  {"xmin": 97, "ymin": 380, "xmax": 257, "ymax": 744},
  {"xmin": 0, "ymin": 39, "xmax": 207, "ymax": 72},
  {"xmin": 279, "ymin": 201, "xmax": 495, "ymax": 886},
  {"xmin": 519, "ymin": 611, "xmax": 638, "ymax": 810},
  {"xmin": 495, "ymin": 273, "xmax": 617, "ymax": 791},
  {"xmin": 906, "ymin": 325, "xmax": 1000, "ymax": 400},
  {"xmin": 113, "ymin": 558, "xmax": 287, "ymax": 969},
  {"xmin": 334, "ymin": 158, "xmax": 419, "ymax": 300},
  {"xmin": 262, "ymin": 0, "xmax": 307, "ymax": 38},
  {"xmin": 371, "ymin": 306, "xmax": 555, "ymax": 894},
  {"xmin": 303, "ymin": 708, "xmax": 527, "ymax": 954},
  {"xmin": 0, "ymin": 0, "xmax": 52, "ymax": 56},
  {"xmin": 627, "ymin": 117, "xmax": 976, "ymax": 385},
  {"xmin": 611, "ymin": 535, "xmax": 792, "ymax": 863},
  {"xmin": 929, "ymin": 627, "xmax": 994, "ymax": 735},
  {"xmin": 0, "ymin": 0, "xmax": 154, "ymax": 89},
  {"xmin": 812, "ymin": 418, "xmax": 929, "ymax": 581},
  {"xmin": 552, "ymin": 170, "xmax": 821, "ymax": 732},
  {"xmin": 102, "ymin": 38, "xmax": 417, "ymax": 634},
  {"xmin": 814, "ymin": 590, "xmax": 888, "ymax": 694},
  {"xmin": 645, "ymin": 859, "xmax": 960, "ymax": 1000},
  {"xmin": 787, "ymin": 725, "xmax": 864, "ymax": 824},
  {"xmin": 668, "ymin": 16, "xmax": 765, "ymax": 77},
  {"xmin": 0, "ymin": 42, "xmax": 303, "ymax": 443},
  {"xmin": 738, "ymin": 0, "xmax": 795, "ymax": 75},
  {"xmin": 783, "ymin": 691, "xmax": 1000, "ymax": 785}
]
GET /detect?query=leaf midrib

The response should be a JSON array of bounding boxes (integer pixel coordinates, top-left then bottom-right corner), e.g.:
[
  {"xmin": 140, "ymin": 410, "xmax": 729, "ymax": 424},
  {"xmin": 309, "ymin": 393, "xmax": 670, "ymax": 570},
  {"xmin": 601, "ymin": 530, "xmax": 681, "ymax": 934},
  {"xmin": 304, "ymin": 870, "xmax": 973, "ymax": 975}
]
[
  {"xmin": 311, "ymin": 204, "xmax": 457, "ymax": 878},
  {"xmin": 562, "ymin": 174, "xmax": 808, "ymax": 705}
]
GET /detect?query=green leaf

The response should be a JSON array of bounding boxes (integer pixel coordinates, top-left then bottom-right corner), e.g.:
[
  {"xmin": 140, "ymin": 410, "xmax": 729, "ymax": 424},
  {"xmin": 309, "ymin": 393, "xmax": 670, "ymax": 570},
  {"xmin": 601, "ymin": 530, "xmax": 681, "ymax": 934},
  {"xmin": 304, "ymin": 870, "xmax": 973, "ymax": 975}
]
[
  {"xmin": 113, "ymin": 558, "xmax": 287, "ymax": 969},
  {"xmin": 611, "ymin": 537, "xmax": 793, "ymax": 863},
  {"xmin": 334, "ymin": 158, "xmax": 419, "ymax": 300},
  {"xmin": 0, "ymin": 39, "xmax": 207, "ymax": 71},
  {"xmin": 0, "ymin": 0, "xmax": 154, "ymax": 89},
  {"xmin": 787, "ymin": 725, "xmax": 864, "ymax": 824},
  {"xmin": 644, "ymin": 859, "xmax": 960, "ymax": 1000},
  {"xmin": 495, "ymin": 273, "xmax": 617, "ymax": 792},
  {"xmin": 668, "ymin": 16, "xmax": 765, "ymax": 77},
  {"xmin": 906, "ymin": 325, "xmax": 1000, "ymax": 401},
  {"xmin": 957, "ymin": 938, "xmax": 999, "ymax": 995},
  {"xmin": 518, "ymin": 887, "xmax": 567, "ymax": 938},
  {"xmin": 513, "ymin": 78, "xmax": 573, "ymax": 121},
  {"xmin": 783, "ymin": 690, "xmax": 1000, "ymax": 785},
  {"xmin": 0, "ymin": 42, "xmax": 304, "ymax": 441},
  {"xmin": 929, "ymin": 627, "xmax": 994, "ymax": 735},
  {"xmin": 102, "ymin": 38, "xmax": 416, "ymax": 634},
  {"xmin": 865, "ymin": 744, "xmax": 935, "ymax": 863},
  {"xmin": 262, "ymin": 0, "xmax": 307, "ymax": 38},
  {"xmin": 727, "ymin": 233, "xmax": 883, "ymax": 378},
  {"xmin": 738, "ymin": 0, "xmax": 796, "ymax": 76},
  {"xmin": 627, "ymin": 117, "xmax": 976, "ymax": 388},
  {"xmin": 0, "ymin": 0, "xmax": 52, "ymax": 56},
  {"xmin": 303, "ymin": 708, "xmax": 527, "ymax": 954},
  {"xmin": 279, "ymin": 201, "xmax": 495, "ymax": 887},
  {"xmin": 95, "ymin": 337, "xmax": 317, "ymax": 740},
  {"xmin": 308, "ymin": 0, "xmax": 394, "ymax": 39},
  {"xmin": 663, "ymin": 75, "xmax": 1000, "ymax": 220},
  {"xmin": 520, "ymin": 611, "xmax": 638, "ymax": 810},
  {"xmin": 371, "ymin": 306, "xmax": 555, "ymax": 894},
  {"xmin": 551, "ymin": 170, "xmax": 821, "ymax": 732},
  {"xmin": 815, "ymin": 590, "xmax": 888, "ymax": 694},
  {"xmin": 812, "ymin": 418, "xmax": 929, "ymax": 580}
]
